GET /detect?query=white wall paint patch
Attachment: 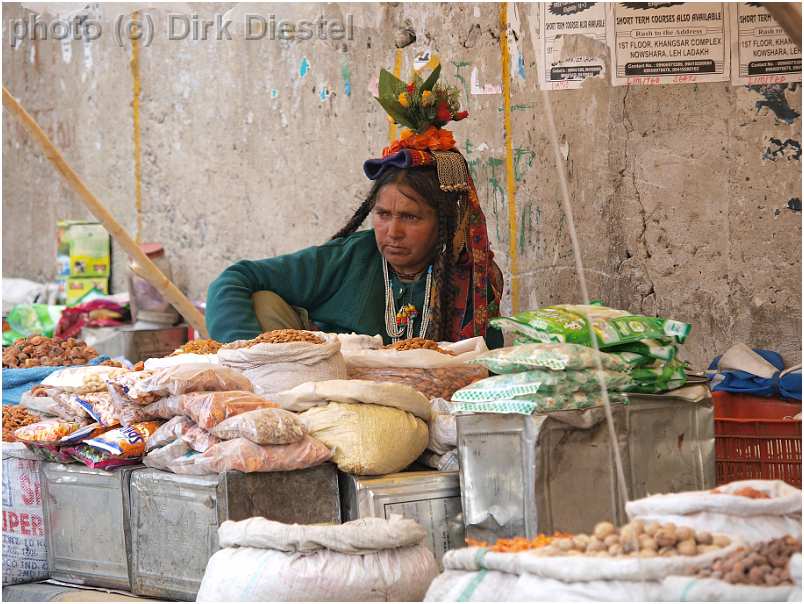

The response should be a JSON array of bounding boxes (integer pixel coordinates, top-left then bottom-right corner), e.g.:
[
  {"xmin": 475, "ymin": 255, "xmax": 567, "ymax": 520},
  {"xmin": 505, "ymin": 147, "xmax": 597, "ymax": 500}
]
[
  {"xmin": 470, "ymin": 66, "xmax": 502, "ymax": 94},
  {"xmin": 29, "ymin": 45, "xmax": 35, "ymax": 64}
]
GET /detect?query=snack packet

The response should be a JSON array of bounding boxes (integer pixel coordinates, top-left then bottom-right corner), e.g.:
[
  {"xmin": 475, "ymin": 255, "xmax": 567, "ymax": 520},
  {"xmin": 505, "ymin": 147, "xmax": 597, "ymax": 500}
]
[
  {"xmin": 180, "ymin": 391, "xmax": 278, "ymax": 430},
  {"xmin": 14, "ymin": 419, "xmax": 84, "ymax": 444},
  {"xmin": 469, "ymin": 343, "xmax": 629, "ymax": 374},
  {"xmin": 58, "ymin": 422, "xmax": 114, "ymax": 446},
  {"xmin": 82, "ymin": 421, "xmax": 163, "ymax": 459},
  {"xmin": 65, "ymin": 444, "xmax": 142, "ymax": 470},
  {"xmin": 25, "ymin": 443, "xmax": 76, "ymax": 463},
  {"xmin": 492, "ymin": 304, "xmax": 691, "ymax": 348},
  {"xmin": 70, "ymin": 392, "xmax": 120, "ymax": 426}
]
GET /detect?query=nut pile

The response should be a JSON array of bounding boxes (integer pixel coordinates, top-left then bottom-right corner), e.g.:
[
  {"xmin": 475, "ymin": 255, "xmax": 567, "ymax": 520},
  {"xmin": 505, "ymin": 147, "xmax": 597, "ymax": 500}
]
[
  {"xmin": 386, "ymin": 338, "xmax": 454, "ymax": 355},
  {"xmin": 3, "ymin": 336, "xmax": 98, "ymax": 368},
  {"xmin": 711, "ymin": 486, "xmax": 771, "ymax": 499},
  {"xmin": 347, "ymin": 366, "xmax": 487, "ymax": 401},
  {"xmin": 533, "ymin": 521, "xmax": 731, "ymax": 558},
  {"xmin": 695, "ymin": 536, "xmax": 800, "ymax": 586},
  {"xmin": 3, "ymin": 406, "xmax": 41, "ymax": 441},
  {"xmin": 222, "ymin": 330, "xmax": 324, "ymax": 349},
  {"xmin": 170, "ymin": 339, "xmax": 223, "ymax": 356},
  {"xmin": 99, "ymin": 359, "xmax": 125, "ymax": 368}
]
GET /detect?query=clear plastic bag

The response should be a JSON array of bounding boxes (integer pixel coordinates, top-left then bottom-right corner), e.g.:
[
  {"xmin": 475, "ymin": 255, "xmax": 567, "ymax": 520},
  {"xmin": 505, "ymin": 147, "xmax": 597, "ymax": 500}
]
[
  {"xmin": 142, "ymin": 363, "xmax": 253, "ymax": 396},
  {"xmin": 168, "ymin": 435, "xmax": 332, "ymax": 474},
  {"xmin": 143, "ymin": 438, "xmax": 192, "ymax": 471},
  {"xmin": 210, "ymin": 408, "xmax": 306, "ymax": 445},
  {"xmin": 146, "ymin": 415, "xmax": 192, "ymax": 451},
  {"xmin": 180, "ymin": 391, "xmax": 279, "ymax": 430},
  {"xmin": 178, "ymin": 422, "xmax": 220, "ymax": 453},
  {"xmin": 346, "ymin": 366, "xmax": 487, "ymax": 401}
]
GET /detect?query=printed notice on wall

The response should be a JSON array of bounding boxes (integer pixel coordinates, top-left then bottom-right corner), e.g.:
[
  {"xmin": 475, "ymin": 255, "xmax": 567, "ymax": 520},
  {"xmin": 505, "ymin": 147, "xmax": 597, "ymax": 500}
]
[
  {"xmin": 608, "ymin": 3, "xmax": 730, "ymax": 86},
  {"xmin": 537, "ymin": 2, "xmax": 608, "ymax": 90},
  {"xmin": 730, "ymin": 3, "xmax": 801, "ymax": 85}
]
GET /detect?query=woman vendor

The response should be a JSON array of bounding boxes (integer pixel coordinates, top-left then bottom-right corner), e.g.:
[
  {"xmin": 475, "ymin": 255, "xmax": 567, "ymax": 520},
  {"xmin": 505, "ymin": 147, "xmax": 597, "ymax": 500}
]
[{"xmin": 206, "ymin": 66, "xmax": 505, "ymax": 348}]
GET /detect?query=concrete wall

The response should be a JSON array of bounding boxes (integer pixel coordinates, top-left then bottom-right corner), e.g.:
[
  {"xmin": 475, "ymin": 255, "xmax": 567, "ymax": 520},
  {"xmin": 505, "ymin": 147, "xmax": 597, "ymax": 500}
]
[{"xmin": 3, "ymin": 2, "xmax": 801, "ymax": 368}]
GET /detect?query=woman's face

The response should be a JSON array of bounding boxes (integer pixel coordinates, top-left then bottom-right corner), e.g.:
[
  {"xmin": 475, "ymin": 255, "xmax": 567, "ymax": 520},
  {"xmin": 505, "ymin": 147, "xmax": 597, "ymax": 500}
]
[{"xmin": 373, "ymin": 182, "xmax": 439, "ymax": 275}]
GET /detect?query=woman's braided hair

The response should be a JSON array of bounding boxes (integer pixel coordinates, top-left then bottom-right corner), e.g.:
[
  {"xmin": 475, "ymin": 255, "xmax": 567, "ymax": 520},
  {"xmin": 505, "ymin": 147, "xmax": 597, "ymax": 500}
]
[{"xmin": 331, "ymin": 166, "xmax": 460, "ymax": 341}]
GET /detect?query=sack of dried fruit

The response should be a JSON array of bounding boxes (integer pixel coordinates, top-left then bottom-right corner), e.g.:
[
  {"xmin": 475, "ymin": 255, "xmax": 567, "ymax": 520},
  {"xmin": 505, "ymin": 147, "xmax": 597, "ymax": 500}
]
[
  {"xmin": 425, "ymin": 520, "xmax": 741, "ymax": 602},
  {"xmin": 217, "ymin": 330, "xmax": 347, "ymax": 398},
  {"xmin": 660, "ymin": 537, "xmax": 801, "ymax": 601},
  {"xmin": 625, "ymin": 480, "xmax": 802, "ymax": 545},
  {"xmin": 344, "ymin": 337, "xmax": 489, "ymax": 401},
  {"xmin": 197, "ymin": 516, "xmax": 437, "ymax": 601}
]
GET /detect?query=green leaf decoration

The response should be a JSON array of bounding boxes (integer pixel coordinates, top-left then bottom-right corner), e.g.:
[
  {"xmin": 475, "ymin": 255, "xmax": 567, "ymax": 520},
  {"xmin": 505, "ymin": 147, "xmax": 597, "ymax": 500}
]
[
  {"xmin": 421, "ymin": 64, "xmax": 442, "ymax": 92},
  {"xmin": 379, "ymin": 68, "xmax": 406, "ymax": 100},
  {"xmin": 376, "ymin": 96, "xmax": 417, "ymax": 130}
]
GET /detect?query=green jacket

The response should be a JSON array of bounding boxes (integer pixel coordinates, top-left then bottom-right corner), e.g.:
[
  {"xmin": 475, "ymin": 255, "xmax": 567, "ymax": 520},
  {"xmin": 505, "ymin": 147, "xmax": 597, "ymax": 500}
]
[{"xmin": 206, "ymin": 229, "xmax": 503, "ymax": 348}]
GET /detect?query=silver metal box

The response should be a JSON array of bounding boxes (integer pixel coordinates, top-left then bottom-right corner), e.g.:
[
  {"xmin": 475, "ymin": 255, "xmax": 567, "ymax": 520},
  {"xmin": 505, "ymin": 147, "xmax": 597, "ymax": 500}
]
[
  {"xmin": 339, "ymin": 470, "xmax": 464, "ymax": 567},
  {"xmin": 457, "ymin": 385, "xmax": 714, "ymax": 542},
  {"xmin": 40, "ymin": 463, "xmax": 140, "ymax": 590},
  {"xmin": 127, "ymin": 464, "xmax": 341, "ymax": 601}
]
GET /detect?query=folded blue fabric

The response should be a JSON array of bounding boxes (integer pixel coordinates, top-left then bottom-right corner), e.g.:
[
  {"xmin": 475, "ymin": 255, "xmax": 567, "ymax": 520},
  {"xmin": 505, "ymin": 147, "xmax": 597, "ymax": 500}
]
[
  {"xmin": 708, "ymin": 349, "xmax": 801, "ymax": 401},
  {"xmin": 2, "ymin": 356, "xmax": 110, "ymax": 405}
]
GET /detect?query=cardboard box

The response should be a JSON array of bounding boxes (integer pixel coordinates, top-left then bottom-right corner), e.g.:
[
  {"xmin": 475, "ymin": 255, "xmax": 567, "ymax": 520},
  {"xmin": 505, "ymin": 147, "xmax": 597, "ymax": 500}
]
[
  {"xmin": 56, "ymin": 220, "xmax": 92, "ymax": 279},
  {"xmin": 65, "ymin": 277, "xmax": 109, "ymax": 305},
  {"xmin": 68, "ymin": 223, "xmax": 110, "ymax": 277}
]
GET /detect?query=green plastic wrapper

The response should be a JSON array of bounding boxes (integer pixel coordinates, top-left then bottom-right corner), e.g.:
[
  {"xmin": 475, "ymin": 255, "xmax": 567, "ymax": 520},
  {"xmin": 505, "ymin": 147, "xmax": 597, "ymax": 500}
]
[
  {"xmin": 451, "ymin": 368, "xmax": 632, "ymax": 403},
  {"xmin": 624, "ymin": 359, "xmax": 688, "ymax": 394},
  {"xmin": 469, "ymin": 343, "xmax": 629, "ymax": 374},
  {"xmin": 451, "ymin": 392, "xmax": 630, "ymax": 415},
  {"xmin": 2, "ymin": 304, "xmax": 65, "ymax": 345},
  {"xmin": 492, "ymin": 304, "xmax": 691, "ymax": 348}
]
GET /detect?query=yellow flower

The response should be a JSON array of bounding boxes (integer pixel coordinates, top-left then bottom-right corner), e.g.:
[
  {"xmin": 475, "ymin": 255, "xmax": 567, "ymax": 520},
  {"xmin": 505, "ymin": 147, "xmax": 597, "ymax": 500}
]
[
  {"xmin": 421, "ymin": 90, "xmax": 434, "ymax": 106},
  {"xmin": 398, "ymin": 92, "xmax": 410, "ymax": 108}
]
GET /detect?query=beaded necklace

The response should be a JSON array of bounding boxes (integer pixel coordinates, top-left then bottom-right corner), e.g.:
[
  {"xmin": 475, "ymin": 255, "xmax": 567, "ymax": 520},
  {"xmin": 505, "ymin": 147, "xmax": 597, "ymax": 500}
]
[{"xmin": 383, "ymin": 258, "xmax": 433, "ymax": 342}]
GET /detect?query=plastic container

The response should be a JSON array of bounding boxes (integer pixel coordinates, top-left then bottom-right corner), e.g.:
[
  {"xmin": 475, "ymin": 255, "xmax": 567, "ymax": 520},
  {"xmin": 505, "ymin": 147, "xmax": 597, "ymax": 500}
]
[
  {"xmin": 127, "ymin": 243, "xmax": 180, "ymax": 325},
  {"xmin": 713, "ymin": 391, "xmax": 802, "ymax": 488}
]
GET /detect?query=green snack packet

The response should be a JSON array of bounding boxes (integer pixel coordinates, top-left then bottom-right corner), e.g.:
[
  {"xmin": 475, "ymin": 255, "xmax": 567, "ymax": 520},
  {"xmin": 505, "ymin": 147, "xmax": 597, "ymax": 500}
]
[
  {"xmin": 605, "ymin": 339, "xmax": 678, "ymax": 363},
  {"xmin": 469, "ymin": 343, "xmax": 629, "ymax": 374},
  {"xmin": 492, "ymin": 304, "xmax": 691, "ymax": 348},
  {"xmin": 5, "ymin": 304, "xmax": 65, "ymax": 339},
  {"xmin": 451, "ymin": 392, "xmax": 629, "ymax": 415},
  {"xmin": 624, "ymin": 359, "xmax": 688, "ymax": 394},
  {"xmin": 451, "ymin": 368, "xmax": 633, "ymax": 403}
]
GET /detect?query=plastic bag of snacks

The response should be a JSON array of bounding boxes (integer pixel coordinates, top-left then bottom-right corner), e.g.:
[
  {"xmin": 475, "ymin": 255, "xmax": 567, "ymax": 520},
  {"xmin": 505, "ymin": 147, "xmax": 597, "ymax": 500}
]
[
  {"xmin": 451, "ymin": 392, "xmax": 630, "ymax": 415},
  {"xmin": 113, "ymin": 400, "xmax": 159, "ymax": 427},
  {"xmin": 146, "ymin": 415, "xmax": 193, "ymax": 451},
  {"xmin": 65, "ymin": 444, "xmax": 142, "ymax": 470},
  {"xmin": 51, "ymin": 392, "xmax": 93, "ymax": 422},
  {"xmin": 624, "ymin": 359, "xmax": 688, "ymax": 394},
  {"xmin": 41, "ymin": 365, "xmax": 125, "ymax": 394},
  {"xmin": 82, "ymin": 421, "xmax": 163, "ymax": 459},
  {"xmin": 451, "ymin": 369, "xmax": 632, "ymax": 403},
  {"xmin": 177, "ymin": 422, "xmax": 221, "ymax": 453},
  {"xmin": 169, "ymin": 435, "xmax": 332, "ymax": 475},
  {"xmin": 143, "ymin": 438, "xmax": 192, "ymax": 471},
  {"xmin": 605, "ymin": 339, "xmax": 678, "ymax": 363},
  {"xmin": 106, "ymin": 370, "xmax": 161, "ymax": 406},
  {"xmin": 211, "ymin": 408, "xmax": 306, "ymax": 445},
  {"xmin": 67, "ymin": 392, "xmax": 119, "ymax": 426},
  {"xmin": 25, "ymin": 443, "xmax": 75, "ymax": 463},
  {"xmin": 491, "ymin": 304, "xmax": 691, "ymax": 348},
  {"xmin": 141, "ymin": 394, "xmax": 187, "ymax": 419},
  {"xmin": 469, "ymin": 343, "xmax": 630, "ymax": 374},
  {"xmin": 180, "ymin": 390, "xmax": 279, "ymax": 430},
  {"xmin": 14, "ymin": 418, "xmax": 84, "ymax": 444},
  {"xmin": 141, "ymin": 363, "xmax": 253, "ymax": 396}
]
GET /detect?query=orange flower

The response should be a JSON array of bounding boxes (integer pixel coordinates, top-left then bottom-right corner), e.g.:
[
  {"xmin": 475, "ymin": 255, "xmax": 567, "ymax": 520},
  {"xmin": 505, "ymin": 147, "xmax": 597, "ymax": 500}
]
[{"xmin": 383, "ymin": 126, "xmax": 456, "ymax": 156}]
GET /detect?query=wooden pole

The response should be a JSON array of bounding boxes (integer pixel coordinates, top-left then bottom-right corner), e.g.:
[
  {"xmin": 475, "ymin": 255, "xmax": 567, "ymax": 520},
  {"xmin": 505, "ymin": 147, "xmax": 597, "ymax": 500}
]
[{"xmin": 3, "ymin": 86, "xmax": 209, "ymax": 338}]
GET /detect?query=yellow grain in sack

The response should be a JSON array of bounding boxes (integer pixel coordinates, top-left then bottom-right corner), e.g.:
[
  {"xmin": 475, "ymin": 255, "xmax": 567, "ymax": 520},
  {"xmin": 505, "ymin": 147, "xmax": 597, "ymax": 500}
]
[{"xmin": 300, "ymin": 402, "xmax": 428, "ymax": 476}]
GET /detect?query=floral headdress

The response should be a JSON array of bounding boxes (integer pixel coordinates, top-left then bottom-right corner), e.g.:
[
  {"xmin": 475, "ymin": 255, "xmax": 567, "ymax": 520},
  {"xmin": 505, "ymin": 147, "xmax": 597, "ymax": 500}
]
[{"xmin": 363, "ymin": 64, "xmax": 503, "ymax": 342}]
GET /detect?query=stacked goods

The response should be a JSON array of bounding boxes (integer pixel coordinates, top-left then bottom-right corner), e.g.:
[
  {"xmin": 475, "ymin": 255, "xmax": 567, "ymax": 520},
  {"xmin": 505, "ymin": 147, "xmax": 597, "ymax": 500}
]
[
  {"xmin": 282, "ymin": 380, "xmax": 430, "ymax": 475},
  {"xmin": 455, "ymin": 343, "xmax": 632, "ymax": 414},
  {"xmin": 2, "ymin": 336, "xmax": 98, "ymax": 368},
  {"xmin": 196, "ymin": 516, "xmax": 439, "ymax": 601},
  {"xmin": 344, "ymin": 336, "xmax": 489, "ymax": 401},
  {"xmin": 218, "ymin": 329, "xmax": 347, "ymax": 398},
  {"xmin": 490, "ymin": 304, "xmax": 692, "ymax": 394},
  {"xmin": 425, "ymin": 520, "xmax": 739, "ymax": 602},
  {"xmin": 135, "ymin": 367, "xmax": 332, "ymax": 475}
]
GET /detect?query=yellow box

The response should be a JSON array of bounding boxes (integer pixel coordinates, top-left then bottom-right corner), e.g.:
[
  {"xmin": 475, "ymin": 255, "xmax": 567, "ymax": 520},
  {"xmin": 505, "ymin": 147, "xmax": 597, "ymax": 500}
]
[
  {"xmin": 68, "ymin": 223, "xmax": 111, "ymax": 277},
  {"xmin": 65, "ymin": 277, "xmax": 109, "ymax": 305}
]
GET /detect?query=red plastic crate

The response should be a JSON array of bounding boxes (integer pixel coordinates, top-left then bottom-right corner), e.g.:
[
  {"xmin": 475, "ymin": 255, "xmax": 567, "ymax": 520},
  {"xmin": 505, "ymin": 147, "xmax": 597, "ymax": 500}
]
[{"xmin": 713, "ymin": 391, "xmax": 802, "ymax": 488}]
